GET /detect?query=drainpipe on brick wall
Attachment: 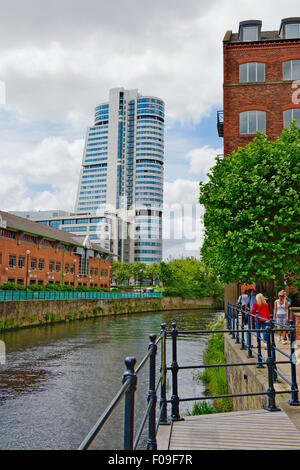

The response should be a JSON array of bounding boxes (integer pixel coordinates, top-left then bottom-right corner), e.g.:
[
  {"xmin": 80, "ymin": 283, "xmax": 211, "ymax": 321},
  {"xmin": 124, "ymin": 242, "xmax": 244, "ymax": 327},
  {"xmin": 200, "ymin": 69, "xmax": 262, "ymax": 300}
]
[{"xmin": 61, "ymin": 247, "xmax": 68, "ymax": 285}]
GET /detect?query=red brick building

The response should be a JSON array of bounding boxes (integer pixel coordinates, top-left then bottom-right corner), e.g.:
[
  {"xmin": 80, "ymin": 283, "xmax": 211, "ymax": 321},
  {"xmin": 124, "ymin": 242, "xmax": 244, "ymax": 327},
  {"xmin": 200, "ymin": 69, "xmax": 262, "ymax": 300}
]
[
  {"xmin": 0, "ymin": 211, "xmax": 112, "ymax": 289},
  {"xmin": 218, "ymin": 18, "xmax": 300, "ymax": 155}
]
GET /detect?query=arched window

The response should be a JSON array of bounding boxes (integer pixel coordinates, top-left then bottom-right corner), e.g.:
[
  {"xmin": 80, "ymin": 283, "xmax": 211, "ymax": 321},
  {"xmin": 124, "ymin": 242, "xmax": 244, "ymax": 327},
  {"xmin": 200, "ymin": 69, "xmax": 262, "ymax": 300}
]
[
  {"xmin": 240, "ymin": 110, "xmax": 266, "ymax": 134},
  {"xmin": 283, "ymin": 60, "xmax": 300, "ymax": 80},
  {"xmin": 283, "ymin": 109, "xmax": 300, "ymax": 128},
  {"xmin": 239, "ymin": 62, "xmax": 265, "ymax": 83}
]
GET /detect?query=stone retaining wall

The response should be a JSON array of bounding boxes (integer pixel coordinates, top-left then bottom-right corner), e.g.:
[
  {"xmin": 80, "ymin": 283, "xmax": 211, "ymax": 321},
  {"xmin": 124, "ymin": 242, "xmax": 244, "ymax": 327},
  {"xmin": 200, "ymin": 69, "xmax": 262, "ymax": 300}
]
[
  {"xmin": 0, "ymin": 296, "xmax": 221, "ymax": 332},
  {"xmin": 291, "ymin": 308, "xmax": 300, "ymax": 341}
]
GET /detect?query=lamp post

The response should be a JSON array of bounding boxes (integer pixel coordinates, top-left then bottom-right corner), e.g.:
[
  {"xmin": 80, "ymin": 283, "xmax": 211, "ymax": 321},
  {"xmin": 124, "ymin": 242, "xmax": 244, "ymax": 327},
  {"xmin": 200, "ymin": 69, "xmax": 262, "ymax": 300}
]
[
  {"xmin": 25, "ymin": 250, "xmax": 30, "ymax": 290},
  {"xmin": 73, "ymin": 259, "xmax": 77, "ymax": 287}
]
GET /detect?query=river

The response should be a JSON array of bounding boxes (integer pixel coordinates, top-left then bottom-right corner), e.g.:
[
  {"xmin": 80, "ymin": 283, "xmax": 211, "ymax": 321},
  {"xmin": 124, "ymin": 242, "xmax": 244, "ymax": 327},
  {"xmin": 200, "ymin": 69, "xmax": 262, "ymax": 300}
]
[{"xmin": 0, "ymin": 308, "xmax": 220, "ymax": 450}]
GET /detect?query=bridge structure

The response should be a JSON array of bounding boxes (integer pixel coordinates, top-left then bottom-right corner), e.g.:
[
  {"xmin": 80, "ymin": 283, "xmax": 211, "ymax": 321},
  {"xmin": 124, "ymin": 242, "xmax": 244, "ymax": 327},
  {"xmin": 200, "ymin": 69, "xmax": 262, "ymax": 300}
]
[{"xmin": 78, "ymin": 305, "xmax": 300, "ymax": 450}]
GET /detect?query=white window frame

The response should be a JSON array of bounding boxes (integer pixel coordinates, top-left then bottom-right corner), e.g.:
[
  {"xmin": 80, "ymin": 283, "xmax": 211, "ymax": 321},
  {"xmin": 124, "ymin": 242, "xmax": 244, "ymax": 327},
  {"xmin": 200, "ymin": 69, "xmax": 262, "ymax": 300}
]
[
  {"xmin": 239, "ymin": 62, "xmax": 265, "ymax": 83},
  {"xmin": 240, "ymin": 110, "xmax": 266, "ymax": 135}
]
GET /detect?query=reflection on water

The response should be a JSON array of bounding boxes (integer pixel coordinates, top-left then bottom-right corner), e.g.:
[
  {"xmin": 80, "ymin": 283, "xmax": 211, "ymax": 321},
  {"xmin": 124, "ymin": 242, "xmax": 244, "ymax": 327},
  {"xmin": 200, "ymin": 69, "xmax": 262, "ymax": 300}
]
[{"xmin": 0, "ymin": 309, "xmax": 220, "ymax": 450}]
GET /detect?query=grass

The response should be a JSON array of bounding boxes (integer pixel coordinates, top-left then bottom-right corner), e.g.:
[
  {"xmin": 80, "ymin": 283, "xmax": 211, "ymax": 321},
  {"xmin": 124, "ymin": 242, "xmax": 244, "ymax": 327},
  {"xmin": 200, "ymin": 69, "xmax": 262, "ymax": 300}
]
[
  {"xmin": 186, "ymin": 401, "xmax": 216, "ymax": 416},
  {"xmin": 193, "ymin": 316, "xmax": 233, "ymax": 414}
]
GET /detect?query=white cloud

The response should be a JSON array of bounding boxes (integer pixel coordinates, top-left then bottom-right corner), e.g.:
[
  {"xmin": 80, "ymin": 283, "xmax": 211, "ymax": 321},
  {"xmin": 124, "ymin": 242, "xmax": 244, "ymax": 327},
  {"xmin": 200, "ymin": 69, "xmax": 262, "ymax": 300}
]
[
  {"xmin": 185, "ymin": 145, "xmax": 223, "ymax": 177},
  {"xmin": 0, "ymin": 0, "xmax": 297, "ymax": 126},
  {"xmin": 0, "ymin": 137, "xmax": 83, "ymax": 211}
]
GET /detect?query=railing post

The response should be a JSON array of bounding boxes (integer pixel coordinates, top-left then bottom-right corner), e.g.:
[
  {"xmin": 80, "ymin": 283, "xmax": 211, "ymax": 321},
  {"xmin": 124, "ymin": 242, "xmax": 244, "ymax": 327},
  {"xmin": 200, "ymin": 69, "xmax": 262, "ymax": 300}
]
[
  {"xmin": 122, "ymin": 357, "xmax": 137, "ymax": 450},
  {"xmin": 247, "ymin": 308, "xmax": 253, "ymax": 358},
  {"xmin": 232, "ymin": 305, "xmax": 236, "ymax": 340},
  {"xmin": 256, "ymin": 314, "xmax": 264, "ymax": 369},
  {"xmin": 170, "ymin": 322, "xmax": 184, "ymax": 421},
  {"xmin": 227, "ymin": 302, "xmax": 230, "ymax": 331},
  {"xmin": 240, "ymin": 306, "xmax": 246, "ymax": 350},
  {"xmin": 235, "ymin": 304, "xmax": 240, "ymax": 344},
  {"xmin": 270, "ymin": 314, "xmax": 277, "ymax": 382},
  {"xmin": 288, "ymin": 320, "xmax": 300, "ymax": 406},
  {"xmin": 159, "ymin": 323, "xmax": 170, "ymax": 425},
  {"xmin": 228, "ymin": 303, "xmax": 232, "ymax": 334},
  {"xmin": 264, "ymin": 321, "xmax": 280, "ymax": 412},
  {"xmin": 147, "ymin": 334, "xmax": 157, "ymax": 451}
]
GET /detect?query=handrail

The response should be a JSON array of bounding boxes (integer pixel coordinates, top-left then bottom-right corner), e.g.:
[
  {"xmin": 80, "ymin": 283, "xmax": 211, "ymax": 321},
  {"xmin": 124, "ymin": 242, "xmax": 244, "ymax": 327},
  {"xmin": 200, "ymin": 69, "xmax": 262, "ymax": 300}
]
[
  {"xmin": 0, "ymin": 290, "xmax": 163, "ymax": 302},
  {"xmin": 78, "ymin": 378, "xmax": 131, "ymax": 450},
  {"xmin": 78, "ymin": 308, "xmax": 299, "ymax": 450},
  {"xmin": 78, "ymin": 332, "xmax": 164, "ymax": 451}
]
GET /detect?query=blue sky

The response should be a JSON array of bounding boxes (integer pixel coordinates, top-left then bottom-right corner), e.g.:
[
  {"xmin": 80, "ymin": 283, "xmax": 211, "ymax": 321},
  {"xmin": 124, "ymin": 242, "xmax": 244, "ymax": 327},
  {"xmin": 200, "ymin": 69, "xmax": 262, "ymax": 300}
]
[{"xmin": 0, "ymin": 0, "xmax": 298, "ymax": 258}]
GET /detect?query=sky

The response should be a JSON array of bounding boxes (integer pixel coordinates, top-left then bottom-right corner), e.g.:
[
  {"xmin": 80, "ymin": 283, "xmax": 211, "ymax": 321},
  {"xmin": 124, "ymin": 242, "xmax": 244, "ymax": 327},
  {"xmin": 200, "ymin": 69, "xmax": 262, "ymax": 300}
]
[{"xmin": 0, "ymin": 0, "xmax": 298, "ymax": 259}]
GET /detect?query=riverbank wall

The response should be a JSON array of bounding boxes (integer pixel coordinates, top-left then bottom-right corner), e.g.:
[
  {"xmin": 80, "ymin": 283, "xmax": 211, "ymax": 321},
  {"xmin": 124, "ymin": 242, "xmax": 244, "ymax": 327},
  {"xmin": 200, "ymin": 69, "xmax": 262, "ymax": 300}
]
[{"xmin": 0, "ymin": 296, "xmax": 221, "ymax": 332}]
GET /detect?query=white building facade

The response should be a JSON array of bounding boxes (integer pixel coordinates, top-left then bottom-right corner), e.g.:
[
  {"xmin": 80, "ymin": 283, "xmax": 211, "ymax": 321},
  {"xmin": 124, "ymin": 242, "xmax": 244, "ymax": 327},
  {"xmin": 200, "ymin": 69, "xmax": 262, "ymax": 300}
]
[{"xmin": 75, "ymin": 88, "xmax": 164, "ymax": 264}]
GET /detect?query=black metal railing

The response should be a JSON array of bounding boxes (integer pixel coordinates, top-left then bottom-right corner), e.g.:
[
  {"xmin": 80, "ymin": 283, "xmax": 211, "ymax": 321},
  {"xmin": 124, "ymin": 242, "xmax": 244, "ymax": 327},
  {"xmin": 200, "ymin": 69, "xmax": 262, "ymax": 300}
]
[
  {"xmin": 78, "ymin": 327, "xmax": 168, "ymax": 451},
  {"xmin": 78, "ymin": 310, "xmax": 300, "ymax": 450},
  {"xmin": 226, "ymin": 302, "xmax": 300, "ymax": 407}
]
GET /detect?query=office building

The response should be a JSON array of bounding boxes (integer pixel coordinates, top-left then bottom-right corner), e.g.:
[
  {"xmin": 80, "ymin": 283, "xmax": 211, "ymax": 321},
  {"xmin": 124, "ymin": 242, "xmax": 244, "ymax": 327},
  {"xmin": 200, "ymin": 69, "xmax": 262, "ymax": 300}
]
[{"xmin": 75, "ymin": 87, "xmax": 164, "ymax": 264}]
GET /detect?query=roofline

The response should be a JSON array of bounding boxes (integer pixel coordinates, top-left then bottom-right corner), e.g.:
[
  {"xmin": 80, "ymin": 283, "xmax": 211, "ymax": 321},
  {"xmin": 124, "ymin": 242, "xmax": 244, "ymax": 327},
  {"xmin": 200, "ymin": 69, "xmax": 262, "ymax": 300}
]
[{"xmin": 5, "ymin": 222, "xmax": 113, "ymax": 256}]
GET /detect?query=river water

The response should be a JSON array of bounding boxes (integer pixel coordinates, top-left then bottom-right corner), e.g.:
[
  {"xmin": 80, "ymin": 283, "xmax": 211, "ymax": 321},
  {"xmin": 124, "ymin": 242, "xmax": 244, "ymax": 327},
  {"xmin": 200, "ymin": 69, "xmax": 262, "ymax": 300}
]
[{"xmin": 0, "ymin": 309, "xmax": 220, "ymax": 450}]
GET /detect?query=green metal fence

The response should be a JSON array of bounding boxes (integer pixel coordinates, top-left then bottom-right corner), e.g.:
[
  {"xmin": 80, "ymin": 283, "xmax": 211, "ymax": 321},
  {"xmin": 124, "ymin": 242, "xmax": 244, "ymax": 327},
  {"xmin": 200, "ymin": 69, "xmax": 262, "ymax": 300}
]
[{"xmin": 0, "ymin": 290, "xmax": 163, "ymax": 302}]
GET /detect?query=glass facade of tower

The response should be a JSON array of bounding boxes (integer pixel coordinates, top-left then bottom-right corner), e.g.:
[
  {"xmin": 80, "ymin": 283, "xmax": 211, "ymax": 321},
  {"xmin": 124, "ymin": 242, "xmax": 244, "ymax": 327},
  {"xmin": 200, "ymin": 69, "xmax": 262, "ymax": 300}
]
[{"xmin": 75, "ymin": 88, "xmax": 164, "ymax": 264}]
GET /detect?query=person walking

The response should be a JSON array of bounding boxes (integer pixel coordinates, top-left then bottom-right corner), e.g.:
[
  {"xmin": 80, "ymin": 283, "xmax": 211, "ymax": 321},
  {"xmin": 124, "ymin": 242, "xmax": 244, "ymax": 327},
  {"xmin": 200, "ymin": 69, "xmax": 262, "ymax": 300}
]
[
  {"xmin": 237, "ymin": 291, "xmax": 249, "ymax": 310},
  {"xmin": 237, "ymin": 290, "xmax": 249, "ymax": 346},
  {"xmin": 251, "ymin": 293, "xmax": 271, "ymax": 349},
  {"xmin": 274, "ymin": 290, "xmax": 289, "ymax": 344}
]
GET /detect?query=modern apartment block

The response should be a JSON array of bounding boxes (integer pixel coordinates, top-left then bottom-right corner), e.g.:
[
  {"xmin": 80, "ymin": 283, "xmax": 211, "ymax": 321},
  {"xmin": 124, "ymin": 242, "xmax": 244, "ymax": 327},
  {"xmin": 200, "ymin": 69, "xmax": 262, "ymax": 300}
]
[
  {"xmin": 12, "ymin": 209, "xmax": 119, "ymax": 256},
  {"xmin": 75, "ymin": 87, "xmax": 164, "ymax": 265},
  {"xmin": 218, "ymin": 18, "xmax": 300, "ymax": 155}
]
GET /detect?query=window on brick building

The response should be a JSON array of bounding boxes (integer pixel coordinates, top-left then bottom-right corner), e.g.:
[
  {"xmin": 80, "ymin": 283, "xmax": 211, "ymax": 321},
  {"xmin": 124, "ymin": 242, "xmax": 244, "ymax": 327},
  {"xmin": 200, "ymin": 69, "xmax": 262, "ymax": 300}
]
[
  {"xmin": 239, "ymin": 62, "xmax": 265, "ymax": 83},
  {"xmin": 283, "ymin": 109, "xmax": 300, "ymax": 128},
  {"xmin": 0, "ymin": 252, "xmax": 2, "ymax": 264},
  {"xmin": 56, "ymin": 262, "xmax": 61, "ymax": 273},
  {"xmin": 31, "ymin": 258, "xmax": 37, "ymax": 270},
  {"xmin": 18, "ymin": 256, "xmax": 25, "ymax": 269},
  {"xmin": 49, "ymin": 260, "xmax": 54, "ymax": 272},
  {"xmin": 38, "ymin": 258, "xmax": 44, "ymax": 271},
  {"xmin": 240, "ymin": 110, "xmax": 266, "ymax": 134},
  {"xmin": 283, "ymin": 60, "xmax": 300, "ymax": 81},
  {"xmin": 280, "ymin": 18, "xmax": 300, "ymax": 39},
  {"xmin": 9, "ymin": 254, "xmax": 16, "ymax": 268},
  {"xmin": 285, "ymin": 24, "xmax": 300, "ymax": 38},
  {"xmin": 239, "ymin": 20, "xmax": 261, "ymax": 42},
  {"xmin": 65, "ymin": 263, "xmax": 69, "ymax": 274}
]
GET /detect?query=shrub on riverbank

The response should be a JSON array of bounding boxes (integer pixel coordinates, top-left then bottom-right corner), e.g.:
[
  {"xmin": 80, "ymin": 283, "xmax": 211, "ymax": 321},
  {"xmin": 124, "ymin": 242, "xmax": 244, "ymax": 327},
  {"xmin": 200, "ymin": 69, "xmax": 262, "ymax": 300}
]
[
  {"xmin": 195, "ymin": 317, "xmax": 233, "ymax": 414},
  {"xmin": 0, "ymin": 282, "xmax": 110, "ymax": 293}
]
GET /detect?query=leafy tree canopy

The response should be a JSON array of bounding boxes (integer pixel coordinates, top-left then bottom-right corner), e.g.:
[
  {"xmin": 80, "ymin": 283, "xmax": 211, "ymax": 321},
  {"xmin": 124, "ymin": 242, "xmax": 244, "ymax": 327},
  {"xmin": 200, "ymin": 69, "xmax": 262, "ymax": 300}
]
[{"xmin": 199, "ymin": 124, "xmax": 300, "ymax": 287}]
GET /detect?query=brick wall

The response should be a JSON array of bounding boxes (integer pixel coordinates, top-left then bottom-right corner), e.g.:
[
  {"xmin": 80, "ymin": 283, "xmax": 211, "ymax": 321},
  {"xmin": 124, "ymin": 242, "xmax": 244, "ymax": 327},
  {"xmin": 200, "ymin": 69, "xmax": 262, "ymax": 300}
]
[
  {"xmin": 223, "ymin": 40, "xmax": 300, "ymax": 155},
  {"xmin": 0, "ymin": 233, "xmax": 111, "ymax": 288}
]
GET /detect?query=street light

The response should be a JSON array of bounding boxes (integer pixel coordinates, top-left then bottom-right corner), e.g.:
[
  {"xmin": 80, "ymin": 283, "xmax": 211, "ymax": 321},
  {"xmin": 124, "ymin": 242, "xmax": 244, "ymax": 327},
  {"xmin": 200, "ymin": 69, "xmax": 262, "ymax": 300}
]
[
  {"xmin": 73, "ymin": 259, "xmax": 77, "ymax": 287},
  {"xmin": 25, "ymin": 250, "xmax": 30, "ymax": 290}
]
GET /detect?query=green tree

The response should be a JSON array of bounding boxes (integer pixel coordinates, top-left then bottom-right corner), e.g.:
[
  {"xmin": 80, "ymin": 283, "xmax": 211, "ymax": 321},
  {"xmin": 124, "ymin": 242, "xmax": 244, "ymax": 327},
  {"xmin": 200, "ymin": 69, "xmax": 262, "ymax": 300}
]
[
  {"xmin": 130, "ymin": 262, "xmax": 147, "ymax": 286},
  {"xmin": 199, "ymin": 123, "xmax": 300, "ymax": 305},
  {"xmin": 159, "ymin": 258, "xmax": 224, "ymax": 301},
  {"xmin": 144, "ymin": 263, "xmax": 160, "ymax": 285}
]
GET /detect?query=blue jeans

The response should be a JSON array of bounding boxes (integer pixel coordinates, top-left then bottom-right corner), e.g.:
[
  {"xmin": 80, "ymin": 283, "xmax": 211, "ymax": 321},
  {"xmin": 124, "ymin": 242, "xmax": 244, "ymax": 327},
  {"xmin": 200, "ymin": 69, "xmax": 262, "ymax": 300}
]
[{"xmin": 256, "ymin": 320, "xmax": 267, "ymax": 342}]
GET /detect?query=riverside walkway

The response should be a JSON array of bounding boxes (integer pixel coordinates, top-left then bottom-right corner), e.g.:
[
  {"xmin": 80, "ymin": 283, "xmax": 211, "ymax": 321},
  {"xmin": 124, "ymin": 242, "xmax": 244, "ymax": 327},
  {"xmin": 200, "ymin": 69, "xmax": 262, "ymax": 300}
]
[
  {"xmin": 157, "ymin": 340, "xmax": 300, "ymax": 450},
  {"xmin": 79, "ymin": 308, "xmax": 300, "ymax": 451},
  {"xmin": 157, "ymin": 306, "xmax": 300, "ymax": 450}
]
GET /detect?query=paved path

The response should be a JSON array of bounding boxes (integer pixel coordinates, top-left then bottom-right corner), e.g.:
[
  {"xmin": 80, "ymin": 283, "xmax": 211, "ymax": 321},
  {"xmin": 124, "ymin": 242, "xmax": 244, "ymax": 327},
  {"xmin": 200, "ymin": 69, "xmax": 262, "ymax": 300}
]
[{"xmin": 157, "ymin": 409, "xmax": 300, "ymax": 450}]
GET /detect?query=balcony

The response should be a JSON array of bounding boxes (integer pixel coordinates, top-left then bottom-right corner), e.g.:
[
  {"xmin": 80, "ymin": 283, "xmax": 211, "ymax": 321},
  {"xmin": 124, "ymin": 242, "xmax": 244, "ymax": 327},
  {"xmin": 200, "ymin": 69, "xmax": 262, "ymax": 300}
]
[{"xmin": 217, "ymin": 110, "xmax": 224, "ymax": 137}]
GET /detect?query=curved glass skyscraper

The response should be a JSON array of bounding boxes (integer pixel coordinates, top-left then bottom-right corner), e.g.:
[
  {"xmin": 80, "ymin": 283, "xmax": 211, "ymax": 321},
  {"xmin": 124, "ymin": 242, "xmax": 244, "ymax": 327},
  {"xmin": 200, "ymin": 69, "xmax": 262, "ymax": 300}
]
[{"xmin": 75, "ymin": 88, "xmax": 164, "ymax": 264}]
